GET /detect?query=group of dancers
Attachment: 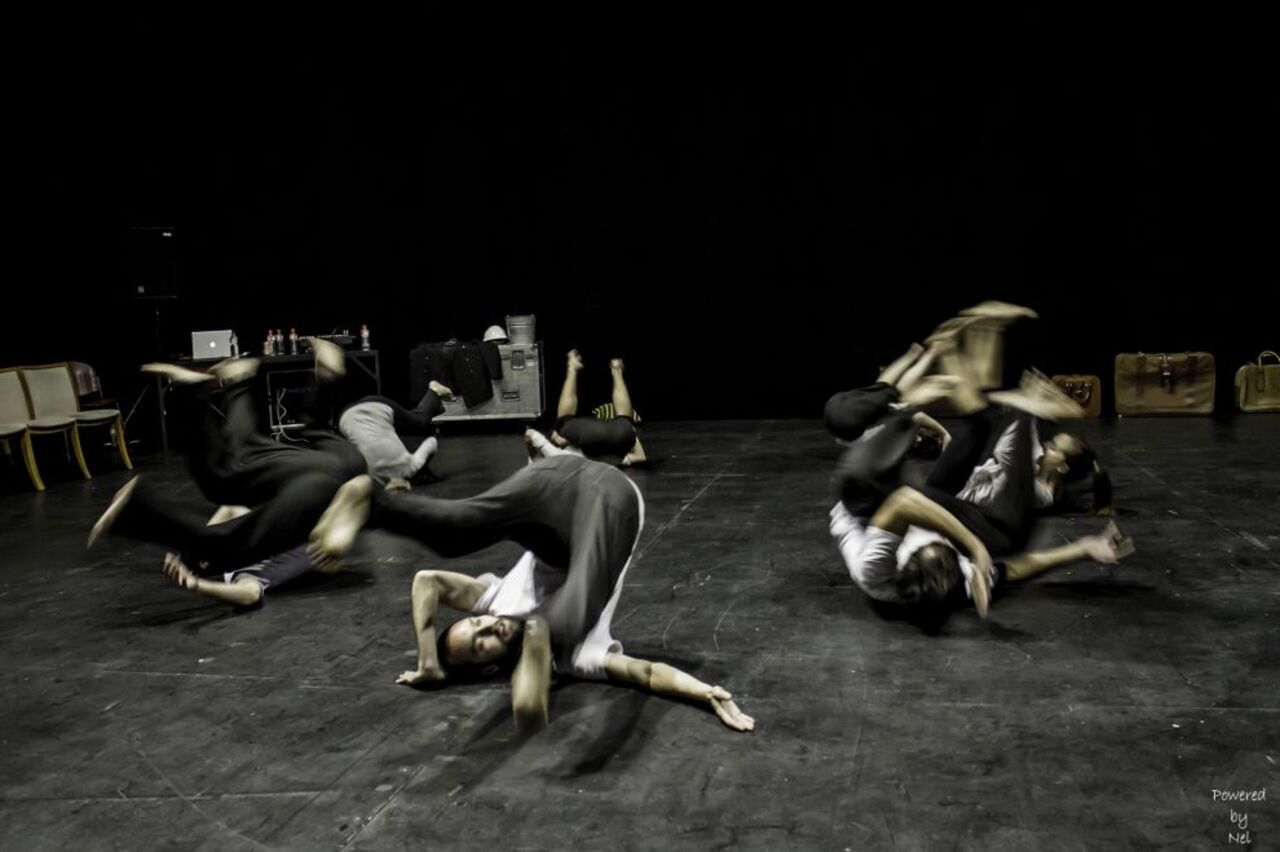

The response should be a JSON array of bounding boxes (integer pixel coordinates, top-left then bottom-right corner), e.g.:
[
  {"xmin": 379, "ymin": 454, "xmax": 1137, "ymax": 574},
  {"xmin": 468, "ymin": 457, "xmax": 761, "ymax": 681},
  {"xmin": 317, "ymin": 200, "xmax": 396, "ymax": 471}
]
[{"xmin": 88, "ymin": 302, "xmax": 1132, "ymax": 733}]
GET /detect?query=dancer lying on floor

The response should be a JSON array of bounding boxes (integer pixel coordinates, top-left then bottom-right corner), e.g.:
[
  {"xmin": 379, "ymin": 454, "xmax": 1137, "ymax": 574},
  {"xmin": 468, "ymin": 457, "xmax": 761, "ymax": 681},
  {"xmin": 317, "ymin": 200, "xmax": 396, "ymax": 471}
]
[
  {"xmin": 306, "ymin": 358, "xmax": 453, "ymax": 487},
  {"xmin": 307, "ymin": 454, "xmax": 754, "ymax": 733},
  {"xmin": 529, "ymin": 350, "xmax": 646, "ymax": 466}
]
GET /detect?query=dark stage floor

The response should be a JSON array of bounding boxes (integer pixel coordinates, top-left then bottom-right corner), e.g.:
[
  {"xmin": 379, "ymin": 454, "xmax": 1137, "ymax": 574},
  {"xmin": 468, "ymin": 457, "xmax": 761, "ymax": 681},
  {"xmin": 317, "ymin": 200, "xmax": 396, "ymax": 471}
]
[{"xmin": 1, "ymin": 418, "xmax": 1277, "ymax": 850}]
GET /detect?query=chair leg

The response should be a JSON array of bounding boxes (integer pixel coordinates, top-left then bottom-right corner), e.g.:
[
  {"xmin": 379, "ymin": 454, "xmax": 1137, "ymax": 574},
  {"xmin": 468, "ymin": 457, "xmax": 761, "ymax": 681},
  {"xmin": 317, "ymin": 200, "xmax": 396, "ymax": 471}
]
[
  {"xmin": 20, "ymin": 433, "xmax": 46, "ymax": 491},
  {"xmin": 113, "ymin": 415, "xmax": 134, "ymax": 470},
  {"xmin": 69, "ymin": 426, "xmax": 92, "ymax": 480}
]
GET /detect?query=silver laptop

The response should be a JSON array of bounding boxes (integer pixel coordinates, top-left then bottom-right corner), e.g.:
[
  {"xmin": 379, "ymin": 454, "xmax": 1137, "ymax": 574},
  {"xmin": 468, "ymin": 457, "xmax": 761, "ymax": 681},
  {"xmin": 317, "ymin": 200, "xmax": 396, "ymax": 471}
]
[{"xmin": 191, "ymin": 330, "xmax": 234, "ymax": 360}]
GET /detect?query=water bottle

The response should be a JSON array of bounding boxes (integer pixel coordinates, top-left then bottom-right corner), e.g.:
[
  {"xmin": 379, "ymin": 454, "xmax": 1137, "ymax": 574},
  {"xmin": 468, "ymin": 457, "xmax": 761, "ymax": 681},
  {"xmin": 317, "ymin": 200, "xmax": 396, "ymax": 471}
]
[
  {"xmin": 289, "ymin": 328, "xmax": 299, "ymax": 355},
  {"xmin": 360, "ymin": 324, "xmax": 371, "ymax": 351}
]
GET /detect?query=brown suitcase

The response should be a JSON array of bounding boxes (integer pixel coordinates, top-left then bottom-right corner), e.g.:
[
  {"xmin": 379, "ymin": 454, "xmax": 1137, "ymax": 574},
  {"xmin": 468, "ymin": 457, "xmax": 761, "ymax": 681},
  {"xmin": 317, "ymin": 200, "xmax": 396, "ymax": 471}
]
[
  {"xmin": 1114, "ymin": 352, "xmax": 1215, "ymax": 416},
  {"xmin": 1052, "ymin": 375, "xmax": 1102, "ymax": 418},
  {"xmin": 1235, "ymin": 351, "xmax": 1280, "ymax": 412}
]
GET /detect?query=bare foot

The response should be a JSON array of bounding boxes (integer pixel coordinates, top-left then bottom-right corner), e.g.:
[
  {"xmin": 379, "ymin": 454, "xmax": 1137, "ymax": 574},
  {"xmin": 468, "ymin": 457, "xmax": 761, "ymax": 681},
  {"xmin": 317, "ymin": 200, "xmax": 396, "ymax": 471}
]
[
  {"xmin": 989, "ymin": 370, "xmax": 1085, "ymax": 421},
  {"xmin": 210, "ymin": 357, "xmax": 260, "ymax": 386},
  {"xmin": 622, "ymin": 436, "xmax": 647, "ymax": 466},
  {"xmin": 524, "ymin": 428, "xmax": 561, "ymax": 462},
  {"xmin": 610, "ymin": 358, "xmax": 625, "ymax": 372},
  {"xmin": 567, "ymin": 350, "xmax": 584, "ymax": 371},
  {"xmin": 924, "ymin": 316, "xmax": 981, "ymax": 345},
  {"xmin": 958, "ymin": 300, "xmax": 1039, "ymax": 321},
  {"xmin": 308, "ymin": 475, "xmax": 373, "ymax": 569},
  {"xmin": 88, "ymin": 477, "xmax": 140, "ymax": 548},
  {"xmin": 140, "ymin": 363, "xmax": 216, "ymax": 385},
  {"xmin": 308, "ymin": 337, "xmax": 346, "ymax": 382}
]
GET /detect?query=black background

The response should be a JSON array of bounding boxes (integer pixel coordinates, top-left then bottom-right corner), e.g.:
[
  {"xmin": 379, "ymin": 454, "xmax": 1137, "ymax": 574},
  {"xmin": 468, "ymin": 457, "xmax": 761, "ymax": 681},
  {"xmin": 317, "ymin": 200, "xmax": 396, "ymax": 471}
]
[{"xmin": 7, "ymin": 13, "xmax": 1276, "ymax": 429}]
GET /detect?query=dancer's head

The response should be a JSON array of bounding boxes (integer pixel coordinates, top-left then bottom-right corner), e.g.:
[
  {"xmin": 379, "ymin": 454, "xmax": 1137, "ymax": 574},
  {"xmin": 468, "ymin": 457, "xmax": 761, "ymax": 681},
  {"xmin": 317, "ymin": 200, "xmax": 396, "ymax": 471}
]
[
  {"xmin": 895, "ymin": 543, "xmax": 965, "ymax": 609},
  {"xmin": 437, "ymin": 615, "xmax": 526, "ymax": 680},
  {"xmin": 1039, "ymin": 433, "xmax": 1112, "ymax": 514}
]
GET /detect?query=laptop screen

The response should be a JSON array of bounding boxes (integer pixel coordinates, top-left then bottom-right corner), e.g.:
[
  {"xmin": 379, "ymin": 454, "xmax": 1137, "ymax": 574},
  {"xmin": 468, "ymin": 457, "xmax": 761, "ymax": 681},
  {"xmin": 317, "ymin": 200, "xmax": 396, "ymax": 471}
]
[{"xmin": 191, "ymin": 330, "xmax": 234, "ymax": 360}]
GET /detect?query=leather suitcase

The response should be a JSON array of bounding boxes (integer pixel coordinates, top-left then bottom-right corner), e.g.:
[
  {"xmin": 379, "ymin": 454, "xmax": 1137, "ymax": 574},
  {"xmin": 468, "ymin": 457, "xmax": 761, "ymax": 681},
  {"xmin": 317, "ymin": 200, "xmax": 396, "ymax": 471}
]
[{"xmin": 1114, "ymin": 352, "xmax": 1215, "ymax": 416}]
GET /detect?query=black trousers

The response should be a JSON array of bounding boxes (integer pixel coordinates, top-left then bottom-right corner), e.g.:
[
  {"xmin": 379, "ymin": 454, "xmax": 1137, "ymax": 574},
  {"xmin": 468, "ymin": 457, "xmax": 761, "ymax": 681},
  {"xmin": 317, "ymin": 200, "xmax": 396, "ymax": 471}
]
[
  {"xmin": 555, "ymin": 415, "xmax": 638, "ymax": 461},
  {"xmin": 344, "ymin": 390, "xmax": 445, "ymax": 436},
  {"xmin": 834, "ymin": 403, "xmax": 1039, "ymax": 556},
  {"xmin": 834, "ymin": 410, "xmax": 920, "ymax": 517},
  {"xmin": 114, "ymin": 380, "xmax": 366, "ymax": 569},
  {"xmin": 824, "ymin": 382, "xmax": 900, "ymax": 442},
  {"xmin": 919, "ymin": 410, "xmax": 1039, "ymax": 556}
]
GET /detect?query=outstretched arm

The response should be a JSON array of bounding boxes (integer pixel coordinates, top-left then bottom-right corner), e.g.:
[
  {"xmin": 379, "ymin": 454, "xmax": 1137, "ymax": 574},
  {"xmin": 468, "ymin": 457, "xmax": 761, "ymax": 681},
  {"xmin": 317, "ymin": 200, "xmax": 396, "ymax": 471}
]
[
  {"xmin": 1003, "ymin": 522, "xmax": 1134, "ymax": 582},
  {"xmin": 163, "ymin": 552, "xmax": 264, "ymax": 607},
  {"xmin": 603, "ymin": 653, "xmax": 755, "ymax": 732},
  {"xmin": 871, "ymin": 486, "xmax": 994, "ymax": 616},
  {"xmin": 396, "ymin": 570, "xmax": 490, "ymax": 686}
]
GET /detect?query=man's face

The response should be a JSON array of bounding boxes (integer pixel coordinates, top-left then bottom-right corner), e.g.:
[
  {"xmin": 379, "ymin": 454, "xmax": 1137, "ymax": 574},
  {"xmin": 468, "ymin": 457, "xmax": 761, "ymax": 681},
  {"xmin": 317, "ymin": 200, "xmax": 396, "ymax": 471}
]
[{"xmin": 445, "ymin": 615, "xmax": 521, "ymax": 665}]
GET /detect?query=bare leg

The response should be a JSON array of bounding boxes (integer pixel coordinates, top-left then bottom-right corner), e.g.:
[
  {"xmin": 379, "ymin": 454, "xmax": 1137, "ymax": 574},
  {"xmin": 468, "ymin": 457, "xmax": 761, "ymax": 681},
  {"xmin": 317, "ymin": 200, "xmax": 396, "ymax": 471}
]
[
  {"xmin": 207, "ymin": 505, "xmax": 251, "ymax": 525},
  {"xmin": 955, "ymin": 302, "xmax": 1037, "ymax": 390},
  {"xmin": 609, "ymin": 359, "xmax": 635, "ymax": 419},
  {"xmin": 87, "ymin": 476, "xmax": 140, "ymax": 548},
  {"xmin": 140, "ymin": 363, "xmax": 218, "ymax": 386},
  {"xmin": 929, "ymin": 337, "xmax": 988, "ymax": 415},
  {"xmin": 556, "ymin": 350, "xmax": 584, "ymax": 420},
  {"xmin": 163, "ymin": 552, "xmax": 263, "ymax": 607},
  {"xmin": 951, "ymin": 318, "xmax": 1008, "ymax": 392}
]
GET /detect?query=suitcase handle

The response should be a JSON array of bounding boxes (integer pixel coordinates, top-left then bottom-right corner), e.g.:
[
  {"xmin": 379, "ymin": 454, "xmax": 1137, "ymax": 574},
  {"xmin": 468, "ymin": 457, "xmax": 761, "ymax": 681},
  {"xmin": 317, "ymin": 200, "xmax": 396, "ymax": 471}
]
[{"xmin": 1259, "ymin": 351, "xmax": 1279, "ymax": 392}]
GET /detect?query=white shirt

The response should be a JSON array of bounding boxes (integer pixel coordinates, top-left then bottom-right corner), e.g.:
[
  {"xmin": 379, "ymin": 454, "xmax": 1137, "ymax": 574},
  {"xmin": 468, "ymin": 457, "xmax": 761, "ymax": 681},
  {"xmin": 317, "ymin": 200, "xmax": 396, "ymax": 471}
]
[
  {"xmin": 829, "ymin": 501, "xmax": 990, "ymax": 603},
  {"xmin": 956, "ymin": 420, "xmax": 1054, "ymax": 510},
  {"xmin": 471, "ymin": 477, "xmax": 645, "ymax": 680}
]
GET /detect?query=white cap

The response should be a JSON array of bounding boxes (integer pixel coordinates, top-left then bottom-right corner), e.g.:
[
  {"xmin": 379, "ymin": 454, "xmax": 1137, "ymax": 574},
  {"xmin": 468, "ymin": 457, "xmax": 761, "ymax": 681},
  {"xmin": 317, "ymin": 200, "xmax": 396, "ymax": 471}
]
[{"xmin": 483, "ymin": 325, "xmax": 508, "ymax": 342}]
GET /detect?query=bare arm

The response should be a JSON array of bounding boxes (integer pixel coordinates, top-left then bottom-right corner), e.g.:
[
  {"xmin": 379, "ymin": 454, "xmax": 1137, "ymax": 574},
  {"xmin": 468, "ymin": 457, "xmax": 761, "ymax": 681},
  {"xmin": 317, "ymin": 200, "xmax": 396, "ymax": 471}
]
[
  {"xmin": 1004, "ymin": 523, "xmax": 1134, "ymax": 582},
  {"xmin": 510, "ymin": 615, "xmax": 552, "ymax": 734},
  {"xmin": 876, "ymin": 342, "xmax": 926, "ymax": 387},
  {"xmin": 603, "ymin": 653, "xmax": 755, "ymax": 732},
  {"xmin": 870, "ymin": 487, "xmax": 994, "ymax": 616},
  {"xmin": 892, "ymin": 341, "xmax": 938, "ymax": 391},
  {"xmin": 910, "ymin": 411, "xmax": 951, "ymax": 449},
  {"xmin": 163, "ymin": 552, "xmax": 263, "ymax": 607},
  {"xmin": 395, "ymin": 570, "xmax": 490, "ymax": 686}
]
